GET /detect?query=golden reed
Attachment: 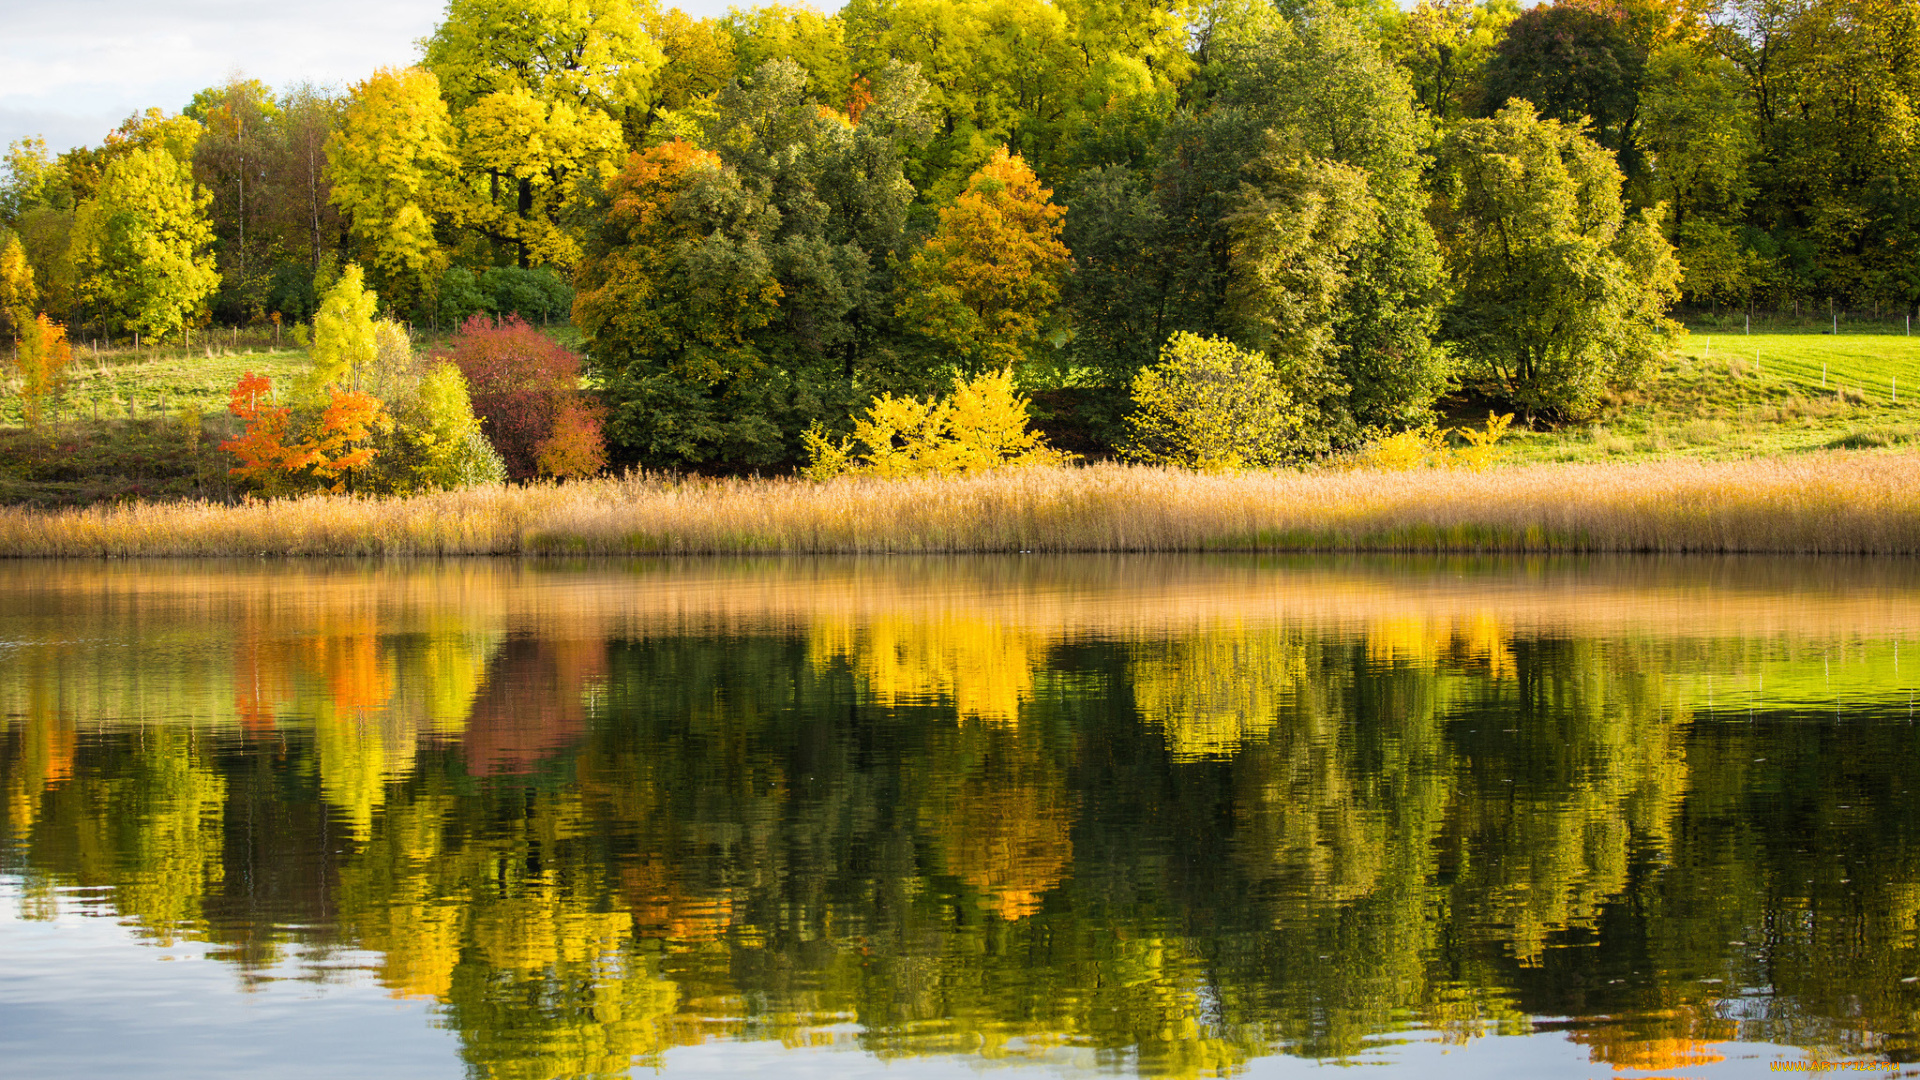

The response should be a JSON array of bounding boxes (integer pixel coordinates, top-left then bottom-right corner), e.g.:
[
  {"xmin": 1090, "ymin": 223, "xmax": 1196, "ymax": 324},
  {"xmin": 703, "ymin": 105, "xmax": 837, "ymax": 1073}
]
[{"xmin": 2, "ymin": 453, "xmax": 1918, "ymax": 557}]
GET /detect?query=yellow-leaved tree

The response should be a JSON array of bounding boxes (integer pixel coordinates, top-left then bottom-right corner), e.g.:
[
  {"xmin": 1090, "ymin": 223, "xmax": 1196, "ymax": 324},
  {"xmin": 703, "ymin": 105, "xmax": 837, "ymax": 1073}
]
[
  {"xmin": 0, "ymin": 232, "xmax": 36, "ymax": 339},
  {"xmin": 424, "ymin": 0, "xmax": 663, "ymax": 270},
  {"xmin": 305, "ymin": 263, "xmax": 380, "ymax": 397},
  {"xmin": 802, "ymin": 368, "xmax": 1070, "ymax": 479},
  {"xmin": 326, "ymin": 67, "xmax": 457, "ymax": 313},
  {"xmin": 896, "ymin": 147, "xmax": 1069, "ymax": 376},
  {"xmin": 69, "ymin": 143, "xmax": 219, "ymax": 341}
]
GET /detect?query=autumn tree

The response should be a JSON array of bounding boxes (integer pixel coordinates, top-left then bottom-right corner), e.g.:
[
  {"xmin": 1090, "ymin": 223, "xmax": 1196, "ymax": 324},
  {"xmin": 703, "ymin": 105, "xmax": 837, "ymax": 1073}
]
[
  {"xmin": 219, "ymin": 371, "xmax": 386, "ymax": 494},
  {"xmin": 573, "ymin": 141, "xmax": 784, "ymax": 466},
  {"xmin": 1433, "ymin": 102, "xmax": 1683, "ymax": 419},
  {"xmin": 424, "ymin": 0, "xmax": 663, "ymax": 269},
  {"xmin": 326, "ymin": 67, "xmax": 457, "ymax": 313},
  {"xmin": 443, "ymin": 314, "xmax": 604, "ymax": 480},
  {"xmin": 70, "ymin": 143, "xmax": 220, "ymax": 341},
  {"xmin": 13, "ymin": 314, "xmax": 74, "ymax": 430},
  {"xmin": 641, "ymin": 7, "xmax": 737, "ymax": 127},
  {"xmin": 895, "ymin": 148, "xmax": 1069, "ymax": 376},
  {"xmin": 0, "ymin": 232, "xmax": 34, "ymax": 339}
]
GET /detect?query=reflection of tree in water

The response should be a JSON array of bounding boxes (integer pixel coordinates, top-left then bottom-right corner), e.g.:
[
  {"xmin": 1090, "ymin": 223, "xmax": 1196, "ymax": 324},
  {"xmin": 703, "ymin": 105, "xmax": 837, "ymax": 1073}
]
[
  {"xmin": 809, "ymin": 614, "xmax": 1039, "ymax": 723},
  {"xmin": 461, "ymin": 635, "xmax": 603, "ymax": 776},
  {"xmin": 12, "ymin": 589, "xmax": 1920, "ymax": 1076},
  {"xmin": 924, "ymin": 722, "xmax": 1074, "ymax": 921}
]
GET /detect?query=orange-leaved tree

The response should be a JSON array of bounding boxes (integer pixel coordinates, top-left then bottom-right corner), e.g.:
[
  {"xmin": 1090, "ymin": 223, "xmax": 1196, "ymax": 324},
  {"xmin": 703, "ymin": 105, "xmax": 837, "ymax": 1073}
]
[
  {"xmin": 14, "ymin": 314, "xmax": 74, "ymax": 430},
  {"xmin": 896, "ymin": 147, "xmax": 1069, "ymax": 376},
  {"xmin": 307, "ymin": 389, "xmax": 384, "ymax": 490},
  {"xmin": 221, "ymin": 372, "xmax": 313, "ymax": 492},
  {"xmin": 220, "ymin": 372, "xmax": 388, "ymax": 493}
]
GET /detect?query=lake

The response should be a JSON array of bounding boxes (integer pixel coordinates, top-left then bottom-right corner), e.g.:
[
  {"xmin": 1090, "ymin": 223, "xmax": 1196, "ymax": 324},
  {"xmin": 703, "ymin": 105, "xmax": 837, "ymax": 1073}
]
[{"xmin": 3, "ymin": 555, "xmax": 1919, "ymax": 1078}]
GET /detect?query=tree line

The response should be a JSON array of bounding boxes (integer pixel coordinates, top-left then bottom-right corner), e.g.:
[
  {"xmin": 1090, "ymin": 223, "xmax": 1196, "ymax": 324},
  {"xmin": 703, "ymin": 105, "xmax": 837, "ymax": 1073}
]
[{"xmin": 0, "ymin": 0, "xmax": 1907, "ymax": 472}]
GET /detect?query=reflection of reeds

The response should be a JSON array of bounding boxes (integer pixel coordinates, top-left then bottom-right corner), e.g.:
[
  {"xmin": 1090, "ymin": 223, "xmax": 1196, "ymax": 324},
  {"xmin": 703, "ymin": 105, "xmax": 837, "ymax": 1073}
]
[
  {"xmin": 10, "ymin": 554, "xmax": 1920, "ymax": 642},
  {"xmin": 5, "ymin": 453, "xmax": 1920, "ymax": 556}
]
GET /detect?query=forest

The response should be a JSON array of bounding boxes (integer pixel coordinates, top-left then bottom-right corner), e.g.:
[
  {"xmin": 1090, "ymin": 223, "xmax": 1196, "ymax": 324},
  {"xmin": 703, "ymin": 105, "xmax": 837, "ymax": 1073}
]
[{"xmin": 1, "ymin": 0, "xmax": 1916, "ymax": 481}]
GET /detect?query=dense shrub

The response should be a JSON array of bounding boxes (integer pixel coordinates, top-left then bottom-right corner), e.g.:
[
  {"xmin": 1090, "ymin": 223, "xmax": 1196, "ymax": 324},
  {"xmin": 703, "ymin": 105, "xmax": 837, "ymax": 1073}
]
[
  {"xmin": 1118, "ymin": 333, "xmax": 1303, "ymax": 471},
  {"xmin": 436, "ymin": 266, "xmax": 489, "ymax": 328},
  {"xmin": 442, "ymin": 314, "xmax": 605, "ymax": 480},
  {"xmin": 801, "ymin": 369, "xmax": 1071, "ymax": 480},
  {"xmin": 479, "ymin": 266, "xmax": 572, "ymax": 323}
]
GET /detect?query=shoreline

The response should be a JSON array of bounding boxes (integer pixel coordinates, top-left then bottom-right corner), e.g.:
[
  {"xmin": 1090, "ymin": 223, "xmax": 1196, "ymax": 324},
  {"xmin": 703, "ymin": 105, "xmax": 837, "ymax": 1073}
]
[{"xmin": 3, "ymin": 453, "xmax": 1919, "ymax": 558}]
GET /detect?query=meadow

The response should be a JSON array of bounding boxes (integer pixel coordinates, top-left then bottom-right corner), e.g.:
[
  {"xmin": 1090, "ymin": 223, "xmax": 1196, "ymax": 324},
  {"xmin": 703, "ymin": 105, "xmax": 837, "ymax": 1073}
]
[
  {"xmin": 1500, "ymin": 325, "xmax": 1920, "ymax": 462},
  {"xmin": 0, "ymin": 333, "xmax": 306, "ymax": 506}
]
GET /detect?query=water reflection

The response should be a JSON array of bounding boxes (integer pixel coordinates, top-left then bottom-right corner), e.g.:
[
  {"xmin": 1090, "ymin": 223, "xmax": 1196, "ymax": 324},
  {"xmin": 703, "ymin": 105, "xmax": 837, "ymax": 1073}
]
[{"xmin": 4, "ymin": 556, "xmax": 1920, "ymax": 1077}]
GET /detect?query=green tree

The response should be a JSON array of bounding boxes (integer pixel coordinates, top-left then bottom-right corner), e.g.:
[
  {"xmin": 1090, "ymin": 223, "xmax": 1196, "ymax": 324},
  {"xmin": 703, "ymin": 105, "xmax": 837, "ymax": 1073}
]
[
  {"xmin": 723, "ymin": 3, "xmax": 852, "ymax": 103},
  {"xmin": 1480, "ymin": 3, "xmax": 1648, "ymax": 173},
  {"xmin": 895, "ymin": 147, "xmax": 1069, "ymax": 376},
  {"xmin": 696, "ymin": 58, "xmax": 933, "ymax": 450},
  {"xmin": 1637, "ymin": 45, "xmax": 1757, "ymax": 307},
  {"xmin": 70, "ymin": 144, "xmax": 220, "ymax": 340},
  {"xmin": 573, "ymin": 141, "xmax": 786, "ymax": 466},
  {"xmin": 1118, "ymin": 331, "xmax": 1304, "ymax": 470},
  {"xmin": 1, "ymin": 137, "xmax": 57, "ymax": 225},
  {"xmin": 1383, "ymin": 0, "xmax": 1518, "ymax": 121},
  {"xmin": 1433, "ymin": 102, "xmax": 1683, "ymax": 420},
  {"xmin": 326, "ymin": 67, "xmax": 457, "ymax": 314},
  {"xmin": 1066, "ymin": 3, "xmax": 1449, "ymax": 441},
  {"xmin": 187, "ymin": 77, "xmax": 282, "ymax": 320}
]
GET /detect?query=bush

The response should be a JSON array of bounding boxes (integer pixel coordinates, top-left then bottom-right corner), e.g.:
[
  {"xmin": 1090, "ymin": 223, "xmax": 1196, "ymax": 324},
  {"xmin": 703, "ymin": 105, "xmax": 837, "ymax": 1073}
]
[
  {"xmin": 441, "ymin": 314, "xmax": 605, "ymax": 480},
  {"xmin": 363, "ymin": 361, "xmax": 507, "ymax": 494},
  {"xmin": 1117, "ymin": 333, "xmax": 1303, "ymax": 471},
  {"xmin": 802, "ymin": 369, "xmax": 1071, "ymax": 480},
  {"xmin": 479, "ymin": 266, "xmax": 573, "ymax": 323},
  {"xmin": 436, "ymin": 266, "xmax": 489, "ymax": 328}
]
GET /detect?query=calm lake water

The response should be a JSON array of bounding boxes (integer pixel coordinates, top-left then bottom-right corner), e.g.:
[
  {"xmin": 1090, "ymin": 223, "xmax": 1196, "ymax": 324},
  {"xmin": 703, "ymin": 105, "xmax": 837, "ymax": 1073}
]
[{"xmin": 5, "ymin": 555, "xmax": 1920, "ymax": 1079}]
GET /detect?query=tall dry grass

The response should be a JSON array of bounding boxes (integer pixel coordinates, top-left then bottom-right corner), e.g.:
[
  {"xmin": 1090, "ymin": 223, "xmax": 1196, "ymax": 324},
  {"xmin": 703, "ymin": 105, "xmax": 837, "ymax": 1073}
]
[{"xmin": 3, "ymin": 452, "xmax": 1920, "ymax": 557}]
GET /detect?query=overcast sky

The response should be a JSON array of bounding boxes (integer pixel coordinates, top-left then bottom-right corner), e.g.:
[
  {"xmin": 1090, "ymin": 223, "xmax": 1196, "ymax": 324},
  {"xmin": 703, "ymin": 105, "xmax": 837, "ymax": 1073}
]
[{"xmin": 1, "ymin": 0, "xmax": 755, "ymax": 155}]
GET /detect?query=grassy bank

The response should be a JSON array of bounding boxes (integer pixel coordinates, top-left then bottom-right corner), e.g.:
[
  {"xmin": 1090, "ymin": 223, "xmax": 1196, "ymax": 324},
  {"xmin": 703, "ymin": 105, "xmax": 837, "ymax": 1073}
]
[
  {"xmin": 0, "ymin": 341, "xmax": 307, "ymax": 507},
  {"xmin": 3, "ymin": 453, "xmax": 1919, "ymax": 557},
  {"xmin": 1500, "ymin": 331, "xmax": 1920, "ymax": 463}
]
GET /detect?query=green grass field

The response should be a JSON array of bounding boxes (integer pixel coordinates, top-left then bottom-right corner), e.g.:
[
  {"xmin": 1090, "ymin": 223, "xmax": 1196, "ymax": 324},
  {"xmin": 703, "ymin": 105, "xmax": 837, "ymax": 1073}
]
[
  {"xmin": 0, "ymin": 344, "xmax": 311, "ymax": 507},
  {"xmin": 1498, "ymin": 330, "xmax": 1920, "ymax": 464},
  {"xmin": 0, "ymin": 343, "xmax": 309, "ymax": 428}
]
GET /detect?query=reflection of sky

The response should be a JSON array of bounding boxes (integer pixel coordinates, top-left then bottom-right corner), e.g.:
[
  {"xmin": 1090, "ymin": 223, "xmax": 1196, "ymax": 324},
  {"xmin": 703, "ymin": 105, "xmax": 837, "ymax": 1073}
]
[
  {"xmin": 0, "ymin": 874, "xmax": 1844, "ymax": 1079},
  {"xmin": 0, "ymin": 878, "xmax": 459, "ymax": 1080},
  {"xmin": 0, "ymin": 0, "xmax": 830, "ymax": 154}
]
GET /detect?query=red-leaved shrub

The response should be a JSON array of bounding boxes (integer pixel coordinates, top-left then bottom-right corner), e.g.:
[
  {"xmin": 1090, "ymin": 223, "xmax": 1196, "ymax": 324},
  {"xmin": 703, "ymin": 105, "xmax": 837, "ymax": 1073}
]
[{"xmin": 440, "ymin": 314, "xmax": 606, "ymax": 480}]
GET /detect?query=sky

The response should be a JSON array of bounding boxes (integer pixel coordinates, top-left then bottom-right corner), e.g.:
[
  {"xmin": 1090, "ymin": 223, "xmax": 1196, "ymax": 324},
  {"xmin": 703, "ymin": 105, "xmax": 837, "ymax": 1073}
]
[{"xmin": 0, "ymin": 0, "xmax": 752, "ymax": 156}]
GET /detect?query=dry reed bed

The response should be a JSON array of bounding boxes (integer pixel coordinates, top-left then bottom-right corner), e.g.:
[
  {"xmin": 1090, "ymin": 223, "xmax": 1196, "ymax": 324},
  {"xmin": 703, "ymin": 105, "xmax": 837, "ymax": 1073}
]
[{"xmin": 1, "ymin": 453, "xmax": 1917, "ymax": 557}]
